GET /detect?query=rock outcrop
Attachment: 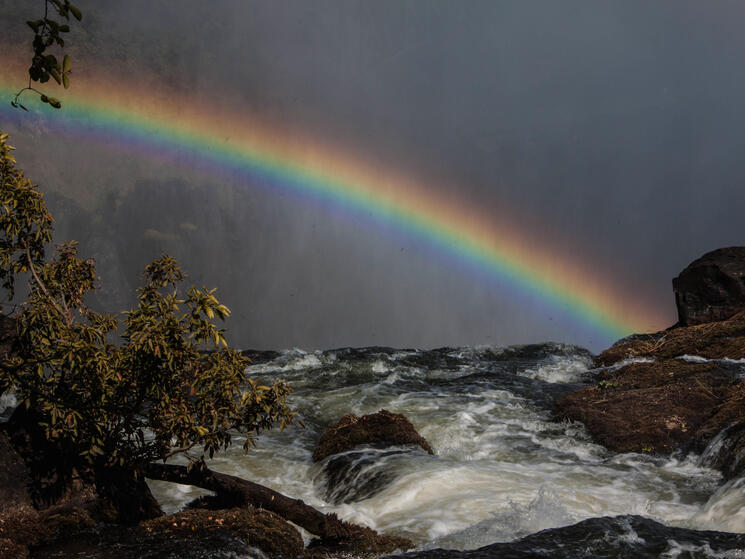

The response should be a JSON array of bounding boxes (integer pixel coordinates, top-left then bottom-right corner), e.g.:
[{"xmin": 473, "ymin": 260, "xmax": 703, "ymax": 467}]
[
  {"xmin": 313, "ymin": 409, "xmax": 434, "ymax": 462},
  {"xmin": 556, "ymin": 359, "xmax": 739, "ymax": 454},
  {"xmin": 595, "ymin": 310, "xmax": 745, "ymax": 367},
  {"xmin": 555, "ymin": 249, "xmax": 745, "ymax": 476},
  {"xmin": 673, "ymin": 247, "xmax": 745, "ymax": 326}
]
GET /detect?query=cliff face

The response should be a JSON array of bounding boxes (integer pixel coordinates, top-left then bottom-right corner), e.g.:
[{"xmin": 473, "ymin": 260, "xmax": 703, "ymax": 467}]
[{"xmin": 556, "ymin": 248, "xmax": 745, "ymax": 478}]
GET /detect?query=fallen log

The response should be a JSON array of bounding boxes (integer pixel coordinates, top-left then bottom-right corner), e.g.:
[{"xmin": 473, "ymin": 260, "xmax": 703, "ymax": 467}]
[{"xmin": 144, "ymin": 462, "xmax": 351, "ymax": 540}]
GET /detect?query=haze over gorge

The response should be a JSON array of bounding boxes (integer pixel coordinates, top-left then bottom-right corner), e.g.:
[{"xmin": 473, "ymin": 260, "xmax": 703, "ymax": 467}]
[{"xmin": 2, "ymin": 2, "xmax": 745, "ymax": 558}]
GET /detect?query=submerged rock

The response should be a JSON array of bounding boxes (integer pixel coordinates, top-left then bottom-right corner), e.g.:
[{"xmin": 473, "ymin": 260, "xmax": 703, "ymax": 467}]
[
  {"xmin": 673, "ymin": 246, "xmax": 745, "ymax": 326},
  {"xmin": 316, "ymin": 448, "xmax": 407, "ymax": 504},
  {"xmin": 313, "ymin": 409, "xmax": 434, "ymax": 462}
]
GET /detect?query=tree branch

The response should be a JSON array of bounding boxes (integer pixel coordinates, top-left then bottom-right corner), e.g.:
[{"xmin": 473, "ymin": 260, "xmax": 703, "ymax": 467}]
[{"xmin": 144, "ymin": 462, "xmax": 352, "ymax": 540}]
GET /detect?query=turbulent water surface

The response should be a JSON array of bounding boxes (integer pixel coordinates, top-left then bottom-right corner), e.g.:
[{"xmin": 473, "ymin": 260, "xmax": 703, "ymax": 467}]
[{"xmin": 146, "ymin": 344, "xmax": 745, "ymax": 557}]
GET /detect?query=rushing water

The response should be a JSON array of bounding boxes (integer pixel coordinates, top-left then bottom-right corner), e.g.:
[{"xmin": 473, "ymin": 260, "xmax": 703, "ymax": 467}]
[{"xmin": 146, "ymin": 343, "xmax": 745, "ymax": 557}]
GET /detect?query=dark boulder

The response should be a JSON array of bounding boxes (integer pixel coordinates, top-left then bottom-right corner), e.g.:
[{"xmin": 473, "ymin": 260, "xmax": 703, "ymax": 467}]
[
  {"xmin": 313, "ymin": 409, "xmax": 434, "ymax": 462},
  {"xmin": 673, "ymin": 247, "xmax": 745, "ymax": 326},
  {"xmin": 394, "ymin": 515, "xmax": 745, "ymax": 559}
]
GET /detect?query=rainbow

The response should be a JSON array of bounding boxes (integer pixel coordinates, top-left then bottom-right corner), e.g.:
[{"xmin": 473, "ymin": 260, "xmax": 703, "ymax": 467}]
[{"xmin": 0, "ymin": 61, "xmax": 670, "ymax": 343}]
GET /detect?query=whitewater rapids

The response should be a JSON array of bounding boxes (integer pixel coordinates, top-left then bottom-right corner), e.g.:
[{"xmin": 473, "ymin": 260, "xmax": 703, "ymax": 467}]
[{"xmin": 146, "ymin": 343, "xmax": 745, "ymax": 554}]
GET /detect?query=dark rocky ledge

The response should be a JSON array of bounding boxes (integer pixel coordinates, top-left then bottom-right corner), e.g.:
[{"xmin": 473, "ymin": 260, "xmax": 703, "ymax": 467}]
[{"xmin": 555, "ymin": 248, "xmax": 745, "ymax": 478}]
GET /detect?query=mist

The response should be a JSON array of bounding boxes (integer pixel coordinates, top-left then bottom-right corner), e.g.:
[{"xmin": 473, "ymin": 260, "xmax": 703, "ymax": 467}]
[{"xmin": 2, "ymin": 0, "xmax": 744, "ymax": 351}]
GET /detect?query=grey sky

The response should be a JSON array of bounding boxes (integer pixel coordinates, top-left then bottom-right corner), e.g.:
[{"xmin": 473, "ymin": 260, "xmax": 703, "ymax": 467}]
[{"xmin": 2, "ymin": 1, "xmax": 744, "ymax": 351}]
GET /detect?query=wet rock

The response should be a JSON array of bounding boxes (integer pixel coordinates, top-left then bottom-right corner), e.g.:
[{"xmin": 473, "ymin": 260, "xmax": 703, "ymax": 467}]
[
  {"xmin": 556, "ymin": 360, "xmax": 738, "ymax": 454},
  {"xmin": 141, "ymin": 508, "xmax": 304, "ymax": 558},
  {"xmin": 595, "ymin": 310, "xmax": 745, "ymax": 367},
  {"xmin": 33, "ymin": 507, "xmax": 305, "ymax": 559},
  {"xmin": 561, "ymin": 305, "xmax": 745, "ymax": 475},
  {"xmin": 394, "ymin": 515, "xmax": 745, "ymax": 559},
  {"xmin": 32, "ymin": 524, "xmax": 251, "ymax": 559},
  {"xmin": 673, "ymin": 247, "xmax": 745, "ymax": 326},
  {"xmin": 692, "ymin": 380, "xmax": 745, "ymax": 479},
  {"xmin": 313, "ymin": 409, "xmax": 434, "ymax": 462}
]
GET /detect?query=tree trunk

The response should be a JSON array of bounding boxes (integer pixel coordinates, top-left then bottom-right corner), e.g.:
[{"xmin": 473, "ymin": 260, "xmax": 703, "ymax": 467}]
[
  {"xmin": 94, "ymin": 465, "xmax": 163, "ymax": 524},
  {"xmin": 144, "ymin": 462, "xmax": 352, "ymax": 540}
]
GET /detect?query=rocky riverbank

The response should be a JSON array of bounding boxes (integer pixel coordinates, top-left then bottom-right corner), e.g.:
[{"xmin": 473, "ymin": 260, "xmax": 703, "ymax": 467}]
[{"xmin": 556, "ymin": 247, "xmax": 745, "ymax": 476}]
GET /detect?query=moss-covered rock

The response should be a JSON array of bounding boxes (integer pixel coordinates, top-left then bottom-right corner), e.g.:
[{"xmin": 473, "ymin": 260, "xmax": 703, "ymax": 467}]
[
  {"xmin": 142, "ymin": 508, "xmax": 304, "ymax": 558},
  {"xmin": 313, "ymin": 409, "xmax": 434, "ymax": 462},
  {"xmin": 557, "ymin": 306, "xmax": 745, "ymax": 464},
  {"xmin": 595, "ymin": 311, "xmax": 745, "ymax": 367},
  {"xmin": 556, "ymin": 361, "xmax": 738, "ymax": 454}
]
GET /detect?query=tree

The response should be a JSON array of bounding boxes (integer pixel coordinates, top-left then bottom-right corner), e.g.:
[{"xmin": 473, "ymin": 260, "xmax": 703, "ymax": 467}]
[
  {"xmin": 0, "ymin": 131, "xmax": 295, "ymax": 519},
  {"xmin": 1, "ymin": 4, "xmax": 411, "ymax": 550}
]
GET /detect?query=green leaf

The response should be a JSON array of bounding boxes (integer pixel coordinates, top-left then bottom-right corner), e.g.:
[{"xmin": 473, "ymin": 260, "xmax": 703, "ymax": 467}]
[
  {"xmin": 62, "ymin": 74, "xmax": 70, "ymax": 89},
  {"xmin": 70, "ymin": 5, "xmax": 82, "ymax": 20},
  {"xmin": 63, "ymin": 55, "xmax": 71, "ymax": 73}
]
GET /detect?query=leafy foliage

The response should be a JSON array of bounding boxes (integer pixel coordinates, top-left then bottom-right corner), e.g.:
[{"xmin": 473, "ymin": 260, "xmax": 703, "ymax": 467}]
[
  {"xmin": 0, "ymin": 131, "xmax": 295, "ymax": 478},
  {"xmin": 12, "ymin": 0, "xmax": 83, "ymax": 111},
  {"xmin": 0, "ymin": 132, "xmax": 54, "ymax": 300}
]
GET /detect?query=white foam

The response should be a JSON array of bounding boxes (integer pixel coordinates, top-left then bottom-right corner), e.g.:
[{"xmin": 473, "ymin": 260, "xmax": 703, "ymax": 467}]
[
  {"xmin": 371, "ymin": 359, "xmax": 390, "ymax": 373},
  {"xmin": 603, "ymin": 356, "xmax": 656, "ymax": 370},
  {"xmin": 678, "ymin": 355, "xmax": 745, "ymax": 365},
  {"xmin": 148, "ymin": 345, "xmax": 730, "ymax": 549},
  {"xmin": 519, "ymin": 354, "xmax": 593, "ymax": 383},
  {"xmin": 661, "ymin": 541, "xmax": 745, "ymax": 558},
  {"xmin": 679, "ymin": 354, "xmax": 711, "ymax": 363}
]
